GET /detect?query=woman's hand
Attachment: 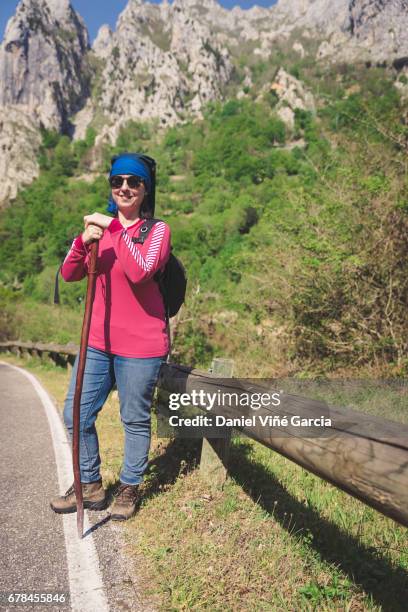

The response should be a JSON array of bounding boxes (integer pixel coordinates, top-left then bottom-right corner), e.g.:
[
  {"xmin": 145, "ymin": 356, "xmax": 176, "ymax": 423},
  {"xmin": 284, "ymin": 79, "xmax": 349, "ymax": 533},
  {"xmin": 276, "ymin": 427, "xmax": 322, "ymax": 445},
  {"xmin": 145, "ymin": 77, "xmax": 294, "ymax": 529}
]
[
  {"xmin": 84, "ymin": 213, "xmax": 113, "ymax": 230},
  {"xmin": 81, "ymin": 213, "xmax": 112, "ymax": 244},
  {"xmin": 81, "ymin": 223, "xmax": 104, "ymax": 245}
]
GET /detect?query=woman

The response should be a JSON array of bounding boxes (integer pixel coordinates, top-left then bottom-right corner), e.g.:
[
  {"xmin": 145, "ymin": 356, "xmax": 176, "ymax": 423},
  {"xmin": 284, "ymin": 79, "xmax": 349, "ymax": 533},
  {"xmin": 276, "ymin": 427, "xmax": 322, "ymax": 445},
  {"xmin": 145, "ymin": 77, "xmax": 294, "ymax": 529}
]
[{"xmin": 50, "ymin": 153, "xmax": 171, "ymax": 521}]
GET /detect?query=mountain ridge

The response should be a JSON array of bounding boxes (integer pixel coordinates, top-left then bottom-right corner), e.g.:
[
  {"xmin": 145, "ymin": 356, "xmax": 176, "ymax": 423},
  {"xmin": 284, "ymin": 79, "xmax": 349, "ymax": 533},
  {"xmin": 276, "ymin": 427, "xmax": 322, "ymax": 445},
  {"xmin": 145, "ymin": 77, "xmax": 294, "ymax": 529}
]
[{"xmin": 0, "ymin": 0, "xmax": 407, "ymax": 203}]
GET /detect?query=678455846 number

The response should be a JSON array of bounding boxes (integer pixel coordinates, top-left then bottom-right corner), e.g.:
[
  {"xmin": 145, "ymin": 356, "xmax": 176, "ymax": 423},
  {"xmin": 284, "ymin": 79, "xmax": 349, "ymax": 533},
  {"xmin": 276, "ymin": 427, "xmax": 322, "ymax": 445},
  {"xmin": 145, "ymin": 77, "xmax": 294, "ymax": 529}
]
[{"xmin": 0, "ymin": 592, "xmax": 68, "ymax": 605}]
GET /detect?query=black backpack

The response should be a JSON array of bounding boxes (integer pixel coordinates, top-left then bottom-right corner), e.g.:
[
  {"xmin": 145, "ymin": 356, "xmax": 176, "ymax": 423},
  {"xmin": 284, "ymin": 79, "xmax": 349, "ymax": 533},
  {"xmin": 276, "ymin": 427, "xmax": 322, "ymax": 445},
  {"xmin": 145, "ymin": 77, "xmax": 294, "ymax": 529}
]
[{"xmin": 132, "ymin": 219, "xmax": 187, "ymax": 321}]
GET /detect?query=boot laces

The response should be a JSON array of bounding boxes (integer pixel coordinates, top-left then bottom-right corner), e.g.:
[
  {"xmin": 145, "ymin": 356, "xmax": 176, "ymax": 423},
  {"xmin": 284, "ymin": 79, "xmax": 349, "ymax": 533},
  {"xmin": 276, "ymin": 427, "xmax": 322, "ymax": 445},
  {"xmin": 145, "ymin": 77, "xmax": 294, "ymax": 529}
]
[
  {"xmin": 115, "ymin": 483, "xmax": 138, "ymax": 503},
  {"xmin": 63, "ymin": 484, "xmax": 75, "ymax": 498},
  {"xmin": 63, "ymin": 481, "xmax": 100, "ymax": 498}
]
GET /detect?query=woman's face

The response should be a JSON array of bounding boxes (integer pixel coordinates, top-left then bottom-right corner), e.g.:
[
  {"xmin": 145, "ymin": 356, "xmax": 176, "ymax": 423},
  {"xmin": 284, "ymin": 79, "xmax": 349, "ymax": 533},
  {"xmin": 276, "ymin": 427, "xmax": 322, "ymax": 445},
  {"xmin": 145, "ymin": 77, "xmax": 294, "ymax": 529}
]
[{"xmin": 111, "ymin": 174, "xmax": 146, "ymax": 215}]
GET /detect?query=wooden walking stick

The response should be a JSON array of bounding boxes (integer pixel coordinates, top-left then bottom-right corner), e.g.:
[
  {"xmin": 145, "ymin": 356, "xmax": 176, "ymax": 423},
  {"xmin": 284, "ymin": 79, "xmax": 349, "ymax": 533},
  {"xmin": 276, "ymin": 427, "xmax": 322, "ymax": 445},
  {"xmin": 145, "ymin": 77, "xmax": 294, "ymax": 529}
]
[{"xmin": 72, "ymin": 240, "xmax": 99, "ymax": 538}]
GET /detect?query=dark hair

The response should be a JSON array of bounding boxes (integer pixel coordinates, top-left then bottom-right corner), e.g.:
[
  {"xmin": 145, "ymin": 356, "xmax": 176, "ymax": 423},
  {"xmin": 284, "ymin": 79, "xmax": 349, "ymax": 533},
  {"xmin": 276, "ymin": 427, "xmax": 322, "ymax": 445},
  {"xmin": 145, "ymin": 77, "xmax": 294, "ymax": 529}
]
[{"xmin": 140, "ymin": 190, "xmax": 153, "ymax": 219}]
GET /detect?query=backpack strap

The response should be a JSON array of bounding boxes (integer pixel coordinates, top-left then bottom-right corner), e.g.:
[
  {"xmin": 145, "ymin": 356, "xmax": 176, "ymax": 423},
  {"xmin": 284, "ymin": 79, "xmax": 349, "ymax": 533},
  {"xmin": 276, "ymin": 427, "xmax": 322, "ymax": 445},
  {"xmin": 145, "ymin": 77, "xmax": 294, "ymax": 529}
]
[
  {"xmin": 131, "ymin": 219, "xmax": 164, "ymax": 277},
  {"xmin": 54, "ymin": 265, "xmax": 62, "ymax": 305},
  {"xmin": 131, "ymin": 219, "xmax": 159, "ymax": 244},
  {"xmin": 131, "ymin": 219, "xmax": 169, "ymax": 320}
]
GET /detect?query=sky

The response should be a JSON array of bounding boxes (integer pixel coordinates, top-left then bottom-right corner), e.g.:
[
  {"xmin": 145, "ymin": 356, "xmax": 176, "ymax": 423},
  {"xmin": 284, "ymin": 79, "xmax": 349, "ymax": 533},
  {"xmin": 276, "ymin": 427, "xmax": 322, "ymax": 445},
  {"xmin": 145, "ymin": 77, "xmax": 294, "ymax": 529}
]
[{"xmin": 0, "ymin": 0, "xmax": 278, "ymax": 43}]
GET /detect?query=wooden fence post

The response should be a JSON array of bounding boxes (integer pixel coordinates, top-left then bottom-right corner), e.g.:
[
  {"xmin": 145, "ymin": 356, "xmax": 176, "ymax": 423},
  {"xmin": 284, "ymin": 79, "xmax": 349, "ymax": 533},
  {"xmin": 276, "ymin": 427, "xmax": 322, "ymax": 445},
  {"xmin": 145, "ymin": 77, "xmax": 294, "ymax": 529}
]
[{"xmin": 199, "ymin": 357, "xmax": 234, "ymax": 488}]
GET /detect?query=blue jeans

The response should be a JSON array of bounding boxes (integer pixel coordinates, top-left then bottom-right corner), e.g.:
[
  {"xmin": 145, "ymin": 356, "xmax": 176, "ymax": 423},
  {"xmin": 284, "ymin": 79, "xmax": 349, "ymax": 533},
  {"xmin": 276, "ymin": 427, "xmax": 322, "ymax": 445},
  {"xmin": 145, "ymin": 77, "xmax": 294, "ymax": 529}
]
[{"xmin": 63, "ymin": 347, "xmax": 165, "ymax": 485}]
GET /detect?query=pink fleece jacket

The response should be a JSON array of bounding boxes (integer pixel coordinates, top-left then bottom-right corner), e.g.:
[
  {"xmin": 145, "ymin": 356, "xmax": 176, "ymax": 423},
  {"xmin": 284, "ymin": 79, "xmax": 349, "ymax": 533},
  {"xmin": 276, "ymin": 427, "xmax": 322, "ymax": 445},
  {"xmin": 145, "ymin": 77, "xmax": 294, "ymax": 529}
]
[{"xmin": 61, "ymin": 217, "xmax": 171, "ymax": 358}]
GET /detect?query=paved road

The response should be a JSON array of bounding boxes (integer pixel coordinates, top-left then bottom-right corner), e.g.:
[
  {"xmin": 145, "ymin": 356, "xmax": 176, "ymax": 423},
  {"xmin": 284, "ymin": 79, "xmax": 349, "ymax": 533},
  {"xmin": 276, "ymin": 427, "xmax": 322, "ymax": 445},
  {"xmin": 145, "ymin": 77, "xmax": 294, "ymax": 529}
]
[
  {"xmin": 0, "ymin": 363, "xmax": 153, "ymax": 612},
  {"xmin": 0, "ymin": 363, "xmax": 69, "ymax": 610}
]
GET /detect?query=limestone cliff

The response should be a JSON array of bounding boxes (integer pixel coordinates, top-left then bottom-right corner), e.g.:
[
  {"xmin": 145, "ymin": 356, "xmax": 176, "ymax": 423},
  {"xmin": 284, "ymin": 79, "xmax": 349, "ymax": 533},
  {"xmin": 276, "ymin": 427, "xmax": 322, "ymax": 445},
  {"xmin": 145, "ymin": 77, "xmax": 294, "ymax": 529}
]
[
  {"xmin": 0, "ymin": 0, "xmax": 407, "ymax": 205},
  {"xmin": 0, "ymin": 0, "xmax": 90, "ymax": 205},
  {"xmin": 0, "ymin": 0, "xmax": 90, "ymax": 131},
  {"xmin": 317, "ymin": 0, "xmax": 408, "ymax": 62},
  {"xmin": 0, "ymin": 106, "xmax": 41, "ymax": 202},
  {"xmin": 90, "ymin": 0, "xmax": 233, "ymax": 142}
]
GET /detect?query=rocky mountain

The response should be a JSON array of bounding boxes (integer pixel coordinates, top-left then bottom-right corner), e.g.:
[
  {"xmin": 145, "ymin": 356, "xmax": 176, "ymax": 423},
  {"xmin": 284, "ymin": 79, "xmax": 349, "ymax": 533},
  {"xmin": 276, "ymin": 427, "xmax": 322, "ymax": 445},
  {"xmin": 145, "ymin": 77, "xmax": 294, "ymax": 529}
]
[
  {"xmin": 87, "ymin": 0, "xmax": 233, "ymax": 143},
  {"xmin": 0, "ymin": 105, "xmax": 41, "ymax": 202},
  {"xmin": 316, "ymin": 0, "xmax": 408, "ymax": 63},
  {"xmin": 0, "ymin": 0, "xmax": 89, "ymax": 131},
  {"xmin": 0, "ymin": 0, "xmax": 90, "ymax": 199},
  {"xmin": 0, "ymin": 0, "xmax": 407, "ymax": 204},
  {"xmin": 259, "ymin": 67, "xmax": 316, "ymax": 130}
]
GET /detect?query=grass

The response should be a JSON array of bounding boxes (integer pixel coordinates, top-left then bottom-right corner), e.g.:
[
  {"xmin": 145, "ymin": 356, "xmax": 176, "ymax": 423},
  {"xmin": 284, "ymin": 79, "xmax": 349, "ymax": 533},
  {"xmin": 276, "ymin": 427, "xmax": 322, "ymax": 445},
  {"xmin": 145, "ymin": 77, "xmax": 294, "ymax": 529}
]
[
  {"xmin": 126, "ymin": 437, "xmax": 407, "ymax": 611},
  {"xmin": 2, "ymin": 352, "xmax": 407, "ymax": 610},
  {"xmin": 11, "ymin": 301, "xmax": 84, "ymax": 345}
]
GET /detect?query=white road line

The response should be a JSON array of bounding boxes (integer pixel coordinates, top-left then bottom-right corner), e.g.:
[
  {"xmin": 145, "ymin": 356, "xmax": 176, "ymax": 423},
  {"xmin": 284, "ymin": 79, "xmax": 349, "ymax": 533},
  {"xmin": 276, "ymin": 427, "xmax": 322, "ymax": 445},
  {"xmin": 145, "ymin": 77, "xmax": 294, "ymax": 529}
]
[{"xmin": 2, "ymin": 363, "xmax": 109, "ymax": 612}]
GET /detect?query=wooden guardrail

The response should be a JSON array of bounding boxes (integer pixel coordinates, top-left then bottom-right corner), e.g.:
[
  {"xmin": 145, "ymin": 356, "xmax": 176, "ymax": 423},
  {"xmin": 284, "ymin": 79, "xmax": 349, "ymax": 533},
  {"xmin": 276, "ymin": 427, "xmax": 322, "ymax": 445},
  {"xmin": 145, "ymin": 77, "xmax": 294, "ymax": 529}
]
[
  {"xmin": 157, "ymin": 363, "xmax": 408, "ymax": 528},
  {"xmin": 1, "ymin": 341, "xmax": 407, "ymax": 528},
  {"xmin": 0, "ymin": 341, "xmax": 77, "ymax": 367}
]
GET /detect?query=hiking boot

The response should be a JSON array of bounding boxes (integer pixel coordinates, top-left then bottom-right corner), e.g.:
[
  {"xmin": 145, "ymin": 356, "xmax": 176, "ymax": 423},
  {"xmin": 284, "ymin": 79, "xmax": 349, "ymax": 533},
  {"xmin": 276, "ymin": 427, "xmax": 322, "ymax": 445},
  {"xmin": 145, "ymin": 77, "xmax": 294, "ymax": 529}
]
[
  {"xmin": 109, "ymin": 483, "xmax": 139, "ymax": 521},
  {"xmin": 50, "ymin": 480, "xmax": 107, "ymax": 514}
]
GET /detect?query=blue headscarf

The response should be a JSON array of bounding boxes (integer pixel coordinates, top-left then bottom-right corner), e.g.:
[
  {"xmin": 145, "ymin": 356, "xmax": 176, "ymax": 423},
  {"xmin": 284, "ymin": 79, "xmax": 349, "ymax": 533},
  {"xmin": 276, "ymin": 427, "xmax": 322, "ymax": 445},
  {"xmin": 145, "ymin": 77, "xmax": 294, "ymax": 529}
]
[{"xmin": 107, "ymin": 153, "xmax": 152, "ymax": 215}]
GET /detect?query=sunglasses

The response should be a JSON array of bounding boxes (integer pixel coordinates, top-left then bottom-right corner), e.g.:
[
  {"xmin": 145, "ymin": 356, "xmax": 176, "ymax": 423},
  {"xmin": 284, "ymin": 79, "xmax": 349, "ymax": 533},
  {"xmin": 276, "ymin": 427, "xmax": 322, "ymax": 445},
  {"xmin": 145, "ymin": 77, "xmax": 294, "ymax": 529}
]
[{"xmin": 109, "ymin": 175, "xmax": 145, "ymax": 189}]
